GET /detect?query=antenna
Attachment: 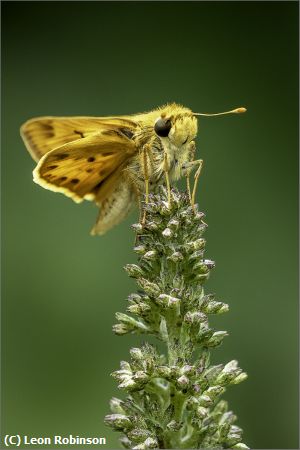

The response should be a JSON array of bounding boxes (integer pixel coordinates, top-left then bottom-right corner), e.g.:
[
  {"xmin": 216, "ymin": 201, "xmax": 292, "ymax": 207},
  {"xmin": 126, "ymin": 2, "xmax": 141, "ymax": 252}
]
[{"xmin": 194, "ymin": 107, "xmax": 247, "ymax": 117}]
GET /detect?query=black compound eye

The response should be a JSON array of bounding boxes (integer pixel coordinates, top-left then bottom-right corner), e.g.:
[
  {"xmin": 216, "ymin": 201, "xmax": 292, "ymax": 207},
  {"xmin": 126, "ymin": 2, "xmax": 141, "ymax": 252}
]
[{"xmin": 154, "ymin": 118, "xmax": 171, "ymax": 137}]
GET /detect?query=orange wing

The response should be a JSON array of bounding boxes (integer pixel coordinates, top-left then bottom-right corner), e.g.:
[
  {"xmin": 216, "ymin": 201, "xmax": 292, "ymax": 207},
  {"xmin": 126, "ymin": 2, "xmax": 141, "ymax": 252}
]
[
  {"xmin": 33, "ymin": 129, "xmax": 137, "ymax": 204},
  {"xmin": 21, "ymin": 115, "xmax": 137, "ymax": 162}
]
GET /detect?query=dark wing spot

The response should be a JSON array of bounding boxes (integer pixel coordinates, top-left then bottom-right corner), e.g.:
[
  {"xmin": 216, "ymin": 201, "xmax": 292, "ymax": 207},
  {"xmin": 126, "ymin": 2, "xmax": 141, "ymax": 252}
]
[
  {"xmin": 57, "ymin": 153, "xmax": 69, "ymax": 160},
  {"xmin": 120, "ymin": 128, "xmax": 134, "ymax": 139},
  {"xmin": 59, "ymin": 176, "xmax": 67, "ymax": 181},
  {"xmin": 102, "ymin": 152, "xmax": 114, "ymax": 157},
  {"xmin": 43, "ymin": 131, "xmax": 55, "ymax": 138},
  {"xmin": 71, "ymin": 178, "xmax": 80, "ymax": 184},
  {"xmin": 39, "ymin": 123, "xmax": 54, "ymax": 137},
  {"xmin": 40, "ymin": 123, "xmax": 53, "ymax": 131},
  {"xmin": 99, "ymin": 169, "xmax": 109, "ymax": 176},
  {"xmin": 94, "ymin": 180, "xmax": 104, "ymax": 190},
  {"xmin": 87, "ymin": 156, "xmax": 95, "ymax": 162},
  {"xmin": 86, "ymin": 168, "xmax": 93, "ymax": 173},
  {"xmin": 74, "ymin": 130, "xmax": 84, "ymax": 138},
  {"xmin": 48, "ymin": 165, "xmax": 58, "ymax": 170}
]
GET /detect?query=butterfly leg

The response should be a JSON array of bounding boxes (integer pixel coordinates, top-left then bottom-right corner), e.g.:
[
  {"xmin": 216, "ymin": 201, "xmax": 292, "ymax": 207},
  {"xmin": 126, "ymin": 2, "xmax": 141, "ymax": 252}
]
[
  {"xmin": 139, "ymin": 145, "xmax": 151, "ymax": 224},
  {"xmin": 185, "ymin": 168, "xmax": 192, "ymax": 203},
  {"xmin": 183, "ymin": 141, "xmax": 196, "ymax": 204},
  {"xmin": 163, "ymin": 152, "xmax": 171, "ymax": 207},
  {"xmin": 182, "ymin": 159, "xmax": 203, "ymax": 209}
]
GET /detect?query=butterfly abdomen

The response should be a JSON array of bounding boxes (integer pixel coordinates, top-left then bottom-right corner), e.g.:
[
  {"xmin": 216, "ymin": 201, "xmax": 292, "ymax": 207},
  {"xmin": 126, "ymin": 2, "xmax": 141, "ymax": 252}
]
[{"xmin": 91, "ymin": 180, "xmax": 135, "ymax": 235}]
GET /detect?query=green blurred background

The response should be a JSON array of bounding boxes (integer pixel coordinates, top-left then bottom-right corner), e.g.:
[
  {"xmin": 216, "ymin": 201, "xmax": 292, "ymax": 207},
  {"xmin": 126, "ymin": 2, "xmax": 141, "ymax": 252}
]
[{"xmin": 1, "ymin": 1, "xmax": 298, "ymax": 448}]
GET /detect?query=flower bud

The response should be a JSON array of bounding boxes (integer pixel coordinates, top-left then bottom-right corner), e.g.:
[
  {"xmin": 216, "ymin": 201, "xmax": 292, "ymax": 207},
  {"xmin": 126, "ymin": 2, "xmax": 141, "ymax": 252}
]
[
  {"xmin": 166, "ymin": 420, "xmax": 182, "ymax": 431},
  {"xmin": 131, "ymin": 223, "xmax": 143, "ymax": 233},
  {"xmin": 220, "ymin": 411, "xmax": 237, "ymax": 425},
  {"xmin": 186, "ymin": 396, "xmax": 199, "ymax": 409},
  {"xmin": 157, "ymin": 294, "xmax": 180, "ymax": 309},
  {"xmin": 136, "ymin": 278, "xmax": 160, "ymax": 296},
  {"xmin": 216, "ymin": 360, "xmax": 242, "ymax": 385},
  {"xmin": 198, "ymin": 394, "xmax": 213, "ymax": 407},
  {"xmin": 156, "ymin": 365, "xmax": 172, "ymax": 378},
  {"xmin": 133, "ymin": 370, "xmax": 149, "ymax": 385},
  {"xmin": 213, "ymin": 399, "xmax": 228, "ymax": 415},
  {"xmin": 186, "ymin": 238, "xmax": 206, "ymax": 252},
  {"xmin": 203, "ymin": 259, "xmax": 215, "ymax": 269},
  {"xmin": 124, "ymin": 264, "xmax": 144, "ymax": 278},
  {"xmin": 112, "ymin": 324, "xmax": 131, "ymax": 335},
  {"xmin": 143, "ymin": 250, "xmax": 157, "ymax": 260},
  {"xmin": 224, "ymin": 360, "xmax": 239, "ymax": 372},
  {"xmin": 194, "ymin": 211, "xmax": 205, "ymax": 221},
  {"xmin": 197, "ymin": 326, "xmax": 214, "ymax": 343},
  {"xmin": 226, "ymin": 425, "xmax": 243, "ymax": 446},
  {"xmin": 104, "ymin": 414, "xmax": 133, "ymax": 431},
  {"xmin": 184, "ymin": 311, "xmax": 207, "ymax": 324},
  {"xmin": 168, "ymin": 218, "xmax": 180, "ymax": 229},
  {"xmin": 146, "ymin": 221, "xmax": 158, "ymax": 231},
  {"xmin": 112, "ymin": 368, "xmax": 131, "ymax": 382},
  {"xmin": 127, "ymin": 302, "xmax": 150, "ymax": 315},
  {"xmin": 109, "ymin": 397, "xmax": 125, "ymax": 414},
  {"xmin": 197, "ymin": 223, "xmax": 208, "ymax": 234},
  {"xmin": 206, "ymin": 330, "xmax": 228, "ymax": 347},
  {"xmin": 177, "ymin": 375, "xmax": 189, "ymax": 387},
  {"xmin": 203, "ymin": 300, "xmax": 229, "ymax": 314},
  {"xmin": 132, "ymin": 444, "xmax": 145, "ymax": 450},
  {"xmin": 193, "ymin": 261, "xmax": 210, "ymax": 273},
  {"xmin": 128, "ymin": 429, "xmax": 150, "ymax": 441},
  {"xmin": 119, "ymin": 437, "xmax": 131, "ymax": 449},
  {"xmin": 168, "ymin": 251, "xmax": 184, "ymax": 263},
  {"xmin": 203, "ymin": 364, "xmax": 224, "ymax": 382},
  {"xmin": 160, "ymin": 200, "xmax": 171, "ymax": 211},
  {"xmin": 162, "ymin": 227, "xmax": 172, "ymax": 238},
  {"xmin": 189, "ymin": 250, "xmax": 205, "ymax": 261},
  {"xmin": 232, "ymin": 372, "xmax": 248, "ymax": 384},
  {"xmin": 144, "ymin": 437, "xmax": 158, "ymax": 448},
  {"xmin": 219, "ymin": 422, "xmax": 231, "ymax": 439},
  {"xmin": 206, "ymin": 385, "xmax": 225, "ymax": 400},
  {"xmin": 115, "ymin": 312, "xmax": 149, "ymax": 333},
  {"xmin": 181, "ymin": 365, "xmax": 195, "ymax": 376},
  {"xmin": 232, "ymin": 443, "xmax": 249, "ymax": 449},
  {"xmin": 196, "ymin": 406, "xmax": 208, "ymax": 418},
  {"xmin": 119, "ymin": 378, "xmax": 137, "ymax": 390},
  {"xmin": 193, "ymin": 383, "xmax": 201, "ymax": 393},
  {"xmin": 194, "ymin": 273, "xmax": 209, "ymax": 282},
  {"xmin": 130, "ymin": 347, "xmax": 143, "ymax": 360},
  {"xmin": 133, "ymin": 245, "xmax": 146, "ymax": 255},
  {"xmin": 128, "ymin": 293, "xmax": 142, "ymax": 303},
  {"xmin": 120, "ymin": 360, "xmax": 131, "ymax": 371}
]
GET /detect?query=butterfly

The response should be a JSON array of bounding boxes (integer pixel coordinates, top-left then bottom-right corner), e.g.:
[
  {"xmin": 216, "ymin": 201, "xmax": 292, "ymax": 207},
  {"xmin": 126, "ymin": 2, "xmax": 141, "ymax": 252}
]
[{"xmin": 21, "ymin": 103, "xmax": 246, "ymax": 235}]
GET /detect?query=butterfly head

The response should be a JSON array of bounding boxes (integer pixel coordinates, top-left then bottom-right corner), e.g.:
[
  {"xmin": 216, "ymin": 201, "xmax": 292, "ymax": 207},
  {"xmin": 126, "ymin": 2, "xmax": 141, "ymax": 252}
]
[{"xmin": 154, "ymin": 107, "xmax": 198, "ymax": 148}]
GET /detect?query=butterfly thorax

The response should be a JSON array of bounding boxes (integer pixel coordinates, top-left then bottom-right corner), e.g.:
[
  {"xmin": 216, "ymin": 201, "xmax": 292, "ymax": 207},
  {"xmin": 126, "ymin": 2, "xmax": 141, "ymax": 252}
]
[{"xmin": 125, "ymin": 105, "xmax": 198, "ymax": 192}]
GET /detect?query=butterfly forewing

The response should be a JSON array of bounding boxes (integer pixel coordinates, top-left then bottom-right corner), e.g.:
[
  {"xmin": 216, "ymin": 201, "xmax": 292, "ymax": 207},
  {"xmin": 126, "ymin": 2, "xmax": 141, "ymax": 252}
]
[
  {"xmin": 21, "ymin": 116, "xmax": 138, "ymax": 162},
  {"xmin": 33, "ymin": 129, "xmax": 137, "ymax": 204}
]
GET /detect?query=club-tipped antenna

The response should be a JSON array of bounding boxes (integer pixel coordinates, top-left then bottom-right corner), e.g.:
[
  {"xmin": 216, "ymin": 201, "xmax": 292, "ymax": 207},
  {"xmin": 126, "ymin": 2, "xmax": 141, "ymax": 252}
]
[{"xmin": 194, "ymin": 107, "xmax": 247, "ymax": 117}]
